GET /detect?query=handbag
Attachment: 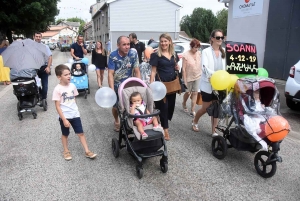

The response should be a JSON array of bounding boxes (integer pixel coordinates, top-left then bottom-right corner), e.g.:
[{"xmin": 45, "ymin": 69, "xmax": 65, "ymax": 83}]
[
  {"xmin": 157, "ymin": 72, "xmax": 181, "ymax": 95},
  {"xmin": 206, "ymin": 100, "xmax": 221, "ymax": 118},
  {"xmin": 196, "ymin": 92, "xmax": 202, "ymax": 105}
]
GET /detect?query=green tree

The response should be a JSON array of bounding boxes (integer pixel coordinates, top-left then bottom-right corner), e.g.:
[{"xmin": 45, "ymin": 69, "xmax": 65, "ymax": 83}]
[
  {"xmin": 0, "ymin": 0, "xmax": 59, "ymax": 43},
  {"xmin": 180, "ymin": 15, "xmax": 192, "ymax": 37},
  {"xmin": 216, "ymin": 9, "xmax": 228, "ymax": 36},
  {"xmin": 180, "ymin": 8, "xmax": 217, "ymax": 42},
  {"xmin": 189, "ymin": 8, "xmax": 217, "ymax": 42},
  {"xmin": 56, "ymin": 18, "xmax": 65, "ymax": 25},
  {"xmin": 66, "ymin": 17, "xmax": 85, "ymax": 35}
]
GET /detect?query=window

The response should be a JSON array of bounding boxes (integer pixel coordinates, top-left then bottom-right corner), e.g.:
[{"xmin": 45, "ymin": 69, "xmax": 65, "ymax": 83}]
[{"xmin": 106, "ymin": 11, "xmax": 108, "ymax": 27}]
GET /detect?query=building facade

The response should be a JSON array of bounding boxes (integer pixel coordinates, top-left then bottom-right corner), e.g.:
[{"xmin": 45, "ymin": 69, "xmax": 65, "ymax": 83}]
[
  {"xmin": 225, "ymin": 0, "xmax": 299, "ymax": 79},
  {"xmin": 91, "ymin": 0, "xmax": 182, "ymax": 51}
]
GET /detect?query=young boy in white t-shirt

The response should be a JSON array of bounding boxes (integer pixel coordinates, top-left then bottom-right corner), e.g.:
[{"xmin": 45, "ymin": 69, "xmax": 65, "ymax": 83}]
[{"xmin": 52, "ymin": 64, "xmax": 97, "ymax": 160}]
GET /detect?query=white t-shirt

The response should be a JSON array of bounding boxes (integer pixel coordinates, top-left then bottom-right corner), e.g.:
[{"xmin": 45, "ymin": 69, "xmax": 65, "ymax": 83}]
[{"xmin": 52, "ymin": 83, "xmax": 80, "ymax": 119}]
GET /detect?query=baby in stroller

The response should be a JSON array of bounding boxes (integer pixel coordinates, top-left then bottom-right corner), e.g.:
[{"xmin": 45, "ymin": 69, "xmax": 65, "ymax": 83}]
[
  {"xmin": 73, "ymin": 63, "xmax": 84, "ymax": 75},
  {"xmin": 112, "ymin": 77, "xmax": 168, "ymax": 179},
  {"xmin": 213, "ymin": 77, "xmax": 290, "ymax": 178},
  {"xmin": 130, "ymin": 92, "xmax": 163, "ymax": 139}
]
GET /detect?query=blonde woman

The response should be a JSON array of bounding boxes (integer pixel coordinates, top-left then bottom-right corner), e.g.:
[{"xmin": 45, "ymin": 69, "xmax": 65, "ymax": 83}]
[
  {"xmin": 182, "ymin": 39, "xmax": 202, "ymax": 117},
  {"xmin": 149, "ymin": 33, "xmax": 179, "ymax": 141},
  {"xmin": 92, "ymin": 41, "xmax": 107, "ymax": 88},
  {"xmin": 192, "ymin": 29, "xmax": 226, "ymax": 136}
]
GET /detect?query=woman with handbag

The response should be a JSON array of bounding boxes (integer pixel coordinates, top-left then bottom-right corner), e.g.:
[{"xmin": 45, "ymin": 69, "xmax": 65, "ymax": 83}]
[
  {"xmin": 192, "ymin": 29, "xmax": 226, "ymax": 137},
  {"xmin": 181, "ymin": 39, "xmax": 202, "ymax": 117},
  {"xmin": 149, "ymin": 33, "xmax": 180, "ymax": 141}
]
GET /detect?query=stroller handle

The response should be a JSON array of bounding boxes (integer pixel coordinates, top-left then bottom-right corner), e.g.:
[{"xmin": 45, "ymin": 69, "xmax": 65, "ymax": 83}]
[{"xmin": 127, "ymin": 109, "xmax": 160, "ymax": 119}]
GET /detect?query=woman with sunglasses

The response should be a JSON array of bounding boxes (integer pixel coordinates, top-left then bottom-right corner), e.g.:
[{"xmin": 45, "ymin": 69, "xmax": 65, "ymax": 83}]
[{"xmin": 192, "ymin": 29, "xmax": 225, "ymax": 136}]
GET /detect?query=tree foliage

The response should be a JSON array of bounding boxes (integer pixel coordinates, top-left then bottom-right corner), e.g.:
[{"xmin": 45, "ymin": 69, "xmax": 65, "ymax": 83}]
[
  {"xmin": 180, "ymin": 8, "xmax": 228, "ymax": 42},
  {"xmin": 57, "ymin": 17, "xmax": 85, "ymax": 35},
  {"xmin": 0, "ymin": 0, "xmax": 59, "ymax": 43},
  {"xmin": 216, "ymin": 9, "xmax": 228, "ymax": 36}
]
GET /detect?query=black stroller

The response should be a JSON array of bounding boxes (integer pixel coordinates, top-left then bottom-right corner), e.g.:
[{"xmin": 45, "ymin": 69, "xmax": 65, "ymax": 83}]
[
  {"xmin": 11, "ymin": 69, "xmax": 47, "ymax": 120},
  {"xmin": 112, "ymin": 78, "xmax": 168, "ymax": 179},
  {"xmin": 211, "ymin": 77, "xmax": 290, "ymax": 178}
]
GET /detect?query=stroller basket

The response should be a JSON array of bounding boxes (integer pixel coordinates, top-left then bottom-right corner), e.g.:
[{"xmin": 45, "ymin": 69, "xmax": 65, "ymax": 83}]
[{"xmin": 12, "ymin": 79, "xmax": 38, "ymax": 96}]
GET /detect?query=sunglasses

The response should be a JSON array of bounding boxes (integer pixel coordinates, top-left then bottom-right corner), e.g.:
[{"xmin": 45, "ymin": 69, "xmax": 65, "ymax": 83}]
[{"xmin": 213, "ymin": 36, "xmax": 224, "ymax": 40}]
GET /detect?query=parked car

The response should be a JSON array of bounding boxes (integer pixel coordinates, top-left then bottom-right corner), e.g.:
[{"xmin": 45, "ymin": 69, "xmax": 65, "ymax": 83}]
[
  {"xmin": 47, "ymin": 43, "xmax": 56, "ymax": 50},
  {"xmin": 174, "ymin": 42, "xmax": 210, "ymax": 72},
  {"xmin": 60, "ymin": 44, "xmax": 71, "ymax": 52},
  {"xmin": 285, "ymin": 60, "xmax": 300, "ymax": 110}
]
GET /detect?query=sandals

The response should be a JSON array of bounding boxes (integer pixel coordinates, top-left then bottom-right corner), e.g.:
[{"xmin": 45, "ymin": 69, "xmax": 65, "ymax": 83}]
[
  {"xmin": 192, "ymin": 120, "xmax": 199, "ymax": 132},
  {"xmin": 189, "ymin": 111, "xmax": 196, "ymax": 117},
  {"xmin": 182, "ymin": 103, "xmax": 188, "ymax": 112}
]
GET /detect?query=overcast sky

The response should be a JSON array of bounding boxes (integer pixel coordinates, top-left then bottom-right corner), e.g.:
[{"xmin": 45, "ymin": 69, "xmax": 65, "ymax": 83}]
[{"xmin": 56, "ymin": 0, "xmax": 226, "ymax": 22}]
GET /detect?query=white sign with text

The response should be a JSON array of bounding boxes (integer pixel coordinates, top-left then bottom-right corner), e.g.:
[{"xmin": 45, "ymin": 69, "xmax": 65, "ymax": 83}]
[{"xmin": 233, "ymin": 0, "xmax": 264, "ymax": 18}]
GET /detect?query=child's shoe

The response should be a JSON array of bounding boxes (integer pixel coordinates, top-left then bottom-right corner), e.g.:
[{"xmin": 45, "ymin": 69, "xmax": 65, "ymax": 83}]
[
  {"xmin": 85, "ymin": 151, "xmax": 97, "ymax": 159},
  {"xmin": 63, "ymin": 151, "xmax": 72, "ymax": 161},
  {"xmin": 153, "ymin": 125, "xmax": 164, "ymax": 133},
  {"xmin": 141, "ymin": 132, "xmax": 148, "ymax": 140}
]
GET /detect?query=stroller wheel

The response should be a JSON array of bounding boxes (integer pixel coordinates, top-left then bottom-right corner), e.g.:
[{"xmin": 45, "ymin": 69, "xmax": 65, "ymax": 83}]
[
  {"xmin": 112, "ymin": 138, "xmax": 120, "ymax": 158},
  {"xmin": 212, "ymin": 136, "xmax": 228, "ymax": 159},
  {"xmin": 33, "ymin": 113, "xmax": 37, "ymax": 119},
  {"xmin": 18, "ymin": 114, "xmax": 23, "ymax": 121},
  {"xmin": 42, "ymin": 99, "xmax": 47, "ymax": 111},
  {"xmin": 160, "ymin": 160, "xmax": 168, "ymax": 173},
  {"xmin": 136, "ymin": 165, "xmax": 144, "ymax": 179},
  {"xmin": 254, "ymin": 151, "xmax": 277, "ymax": 178}
]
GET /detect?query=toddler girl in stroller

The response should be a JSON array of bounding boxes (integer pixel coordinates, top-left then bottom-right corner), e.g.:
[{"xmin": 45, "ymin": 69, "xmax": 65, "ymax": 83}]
[
  {"xmin": 130, "ymin": 92, "xmax": 163, "ymax": 139},
  {"xmin": 112, "ymin": 77, "xmax": 168, "ymax": 179}
]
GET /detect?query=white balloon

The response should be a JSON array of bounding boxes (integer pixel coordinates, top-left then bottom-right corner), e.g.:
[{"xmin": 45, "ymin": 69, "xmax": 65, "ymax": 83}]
[
  {"xmin": 68, "ymin": 58, "xmax": 74, "ymax": 64},
  {"xmin": 95, "ymin": 87, "xmax": 117, "ymax": 108},
  {"xmin": 88, "ymin": 64, "xmax": 96, "ymax": 72},
  {"xmin": 64, "ymin": 63, "xmax": 72, "ymax": 69},
  {"xmin": 149, "ymin": 81, "xmax": 167, "ymax": 101}
]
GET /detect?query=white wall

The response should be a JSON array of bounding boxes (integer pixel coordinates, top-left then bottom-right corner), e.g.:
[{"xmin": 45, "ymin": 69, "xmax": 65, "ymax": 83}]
[
  {"xmin": 227, "ymin": 0, "xmax": 270, "ymax": 67},
  {"xmin": 109, "ymin": 0, "xmax": 181, "ymax": 32}
]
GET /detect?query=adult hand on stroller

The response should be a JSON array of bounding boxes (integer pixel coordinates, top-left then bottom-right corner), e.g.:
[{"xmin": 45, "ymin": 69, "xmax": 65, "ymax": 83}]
[
  {"xmin": 45, "ymin": 66, "xmax": 51, "ymax": 74},
  {"xmin": 63, "ymin": 119, "xmax": 71, "ymax": 128}
]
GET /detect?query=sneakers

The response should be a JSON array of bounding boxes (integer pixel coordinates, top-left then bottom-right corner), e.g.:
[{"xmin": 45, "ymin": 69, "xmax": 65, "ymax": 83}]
[
  {"xmin": 63, "ymin": 151, "xmax": 72, "ymax": 161},
  {"xmin": 141, "ymin": 132, "xmax": 148, "ymax": 140},
  {"xmin": 85, "ymin": 151, "xmax": 97, "ymax": 159},
  {"xmin": 153, "ymin": 125, "xmax": 164, "ymax": 133},
  {"xmin": 212, "ymin": 133, "xmax": 219, "ymax": 137}
]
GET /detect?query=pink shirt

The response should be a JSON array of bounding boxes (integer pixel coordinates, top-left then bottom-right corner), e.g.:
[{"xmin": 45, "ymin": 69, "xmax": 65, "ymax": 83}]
[
  {"xmin": 182, "ymin": 50, "xmax": 202, "ymax": 82},
  {"xmin": 52, "ymin": 83, "xmax": 80, "ymax": 119}
]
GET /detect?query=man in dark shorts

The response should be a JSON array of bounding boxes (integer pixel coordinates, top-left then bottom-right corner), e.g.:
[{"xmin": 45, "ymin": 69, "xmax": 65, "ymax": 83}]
[
  {"xmin": 70, "ymin": 35, "xmax": 87, "ymax": 60},
  {"xmin": 108, "ymin": 36, "xmax": 141, "ymax": 132},
  {"xmin": 129, "ymin": 33, "xmax": 145, "ymax": 64}
]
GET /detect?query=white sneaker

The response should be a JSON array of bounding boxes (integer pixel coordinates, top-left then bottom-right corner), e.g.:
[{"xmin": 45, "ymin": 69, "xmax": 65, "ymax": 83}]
[
  {"xmin": 212, "ymin": 133, "xmax": 219, "ymax": 137},
  {"xmin": 153, "ymin": 125, "xmax": 164, "ymax": 133}
]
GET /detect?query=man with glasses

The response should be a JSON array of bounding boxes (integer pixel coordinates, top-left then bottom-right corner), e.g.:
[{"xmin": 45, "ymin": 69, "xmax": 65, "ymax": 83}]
[
  {"xmin": 34, "ymin": 32, "xmax": 52, "ymax": 105},
  {"xmin": 71, "ymin": 35, "xmax": 87, "ymax": 60}
]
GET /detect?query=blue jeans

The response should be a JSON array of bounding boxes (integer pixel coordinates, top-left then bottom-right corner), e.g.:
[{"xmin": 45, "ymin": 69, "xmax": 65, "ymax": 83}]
[{"xmin": 38, "ymin": 67, "xmax": 49, "ymax": 99}]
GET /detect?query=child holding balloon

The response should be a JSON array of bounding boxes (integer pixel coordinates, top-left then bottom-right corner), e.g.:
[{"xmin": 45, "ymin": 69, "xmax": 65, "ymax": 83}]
[{"xmin": 52, "ymin": 64, "xmax": 97, "ymax": 161}]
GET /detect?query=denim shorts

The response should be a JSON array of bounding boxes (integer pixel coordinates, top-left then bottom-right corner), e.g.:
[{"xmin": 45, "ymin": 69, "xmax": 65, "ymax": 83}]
[
  {"xmin": 96, "ymin": 66, "xmax": 106, "ymax": 70},
  {"xmin": 59, "ymin": 117, "xmax": 83, "ymax": 136}
]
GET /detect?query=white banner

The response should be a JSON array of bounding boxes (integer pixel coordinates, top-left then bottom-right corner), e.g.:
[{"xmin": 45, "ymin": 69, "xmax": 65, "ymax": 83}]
[{"xmin": 233, "ymin": 0, "xmax": 264, "ymax": 18}]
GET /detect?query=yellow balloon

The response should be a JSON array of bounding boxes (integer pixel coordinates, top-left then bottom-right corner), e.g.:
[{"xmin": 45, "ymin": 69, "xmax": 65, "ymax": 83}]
[
  {"xmin": 227, "ymin": 74, "xmax": 239, "ymax": 91},
  {"xmin": 210, "ymin": 70, "xmax": 230, "ymax": 90}
]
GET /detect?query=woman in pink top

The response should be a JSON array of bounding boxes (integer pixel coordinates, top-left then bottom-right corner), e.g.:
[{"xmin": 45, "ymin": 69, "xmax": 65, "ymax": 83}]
[{"xmin": 182, "ymin": 39, "xmax": 202, "ymax": 117}]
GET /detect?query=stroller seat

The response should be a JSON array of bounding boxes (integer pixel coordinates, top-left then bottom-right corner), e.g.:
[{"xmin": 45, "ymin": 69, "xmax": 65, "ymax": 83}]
[{"xmin": 121, "ymin": 86, "xmax": 163, "ymax": 141}]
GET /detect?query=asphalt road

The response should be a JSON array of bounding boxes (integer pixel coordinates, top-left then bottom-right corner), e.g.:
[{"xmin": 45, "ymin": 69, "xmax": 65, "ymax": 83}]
[{"xmin": 0, "ymin": 49, "xmax": 299, "ymax": 201}]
